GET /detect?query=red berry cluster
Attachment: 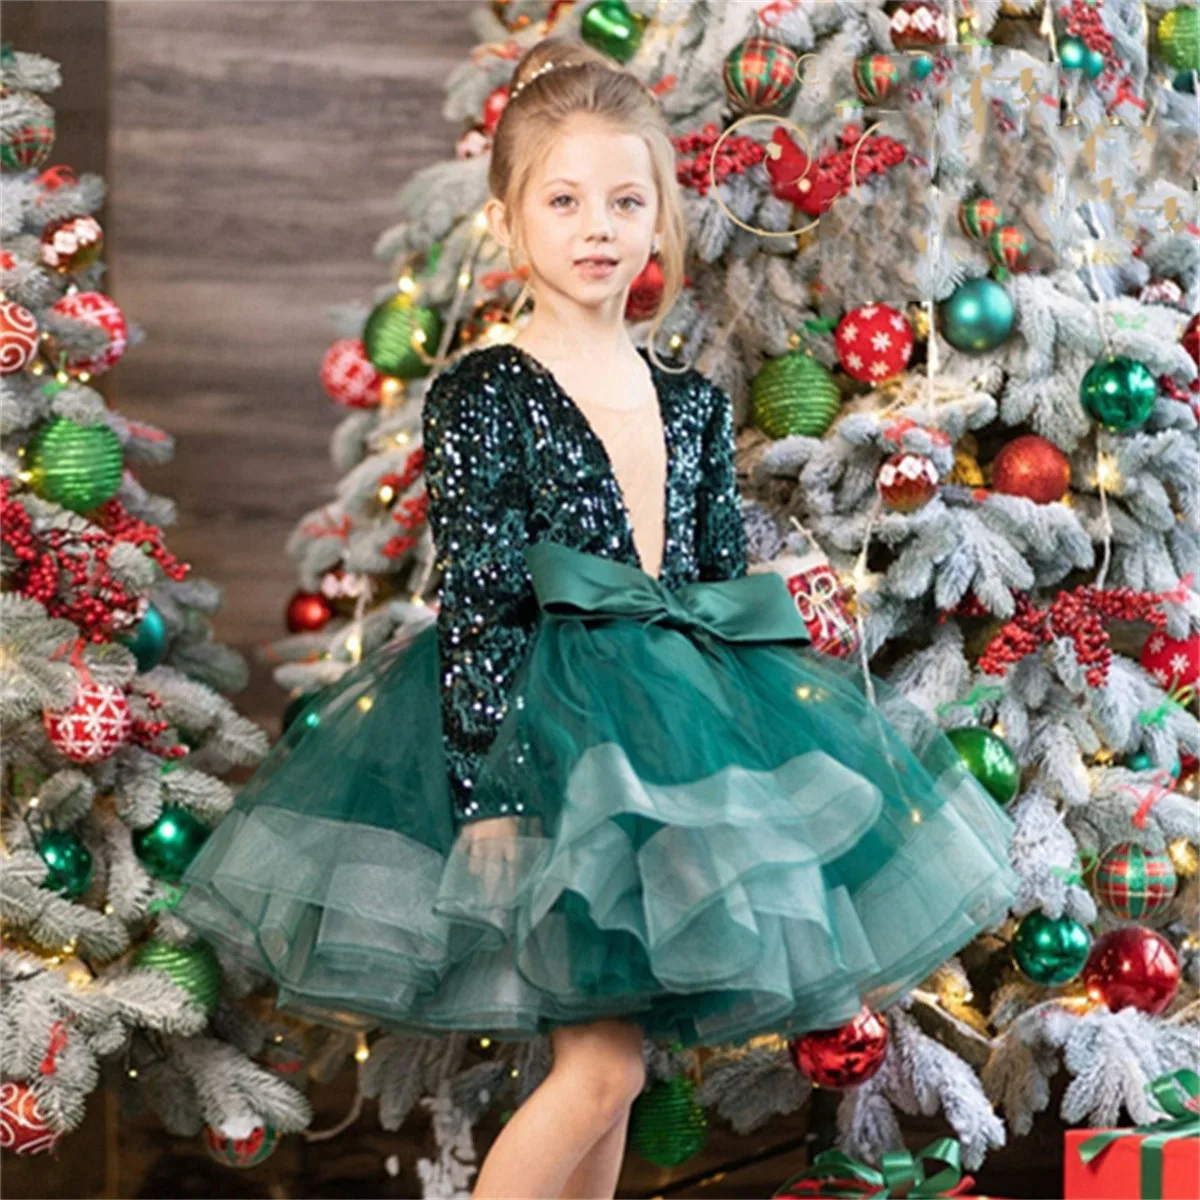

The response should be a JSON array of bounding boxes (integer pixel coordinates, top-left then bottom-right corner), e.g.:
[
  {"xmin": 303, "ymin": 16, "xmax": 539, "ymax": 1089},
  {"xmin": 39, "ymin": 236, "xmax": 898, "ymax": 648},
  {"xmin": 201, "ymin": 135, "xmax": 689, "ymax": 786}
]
[
  {"xmin": 95, "ymin": 498, "xmax": 190, "ymax": 584},
  {"xmin": 672, "ymin": 124, "xmax": 765, "ymax": 195},
  {"xmin": 129, "ymin": 685, "xmax": 188, "ymax": 758},
  {"xmin": 1160, "ymin": 372, "xmax": 1200, "ymax": 417},
  {"xmin": 957, "ymin": 583, "xmax": 1169, "ymax": 686},
  {"xmin": 1059, "ymin": 0, "xmax": 1115, "ymax": 66}
]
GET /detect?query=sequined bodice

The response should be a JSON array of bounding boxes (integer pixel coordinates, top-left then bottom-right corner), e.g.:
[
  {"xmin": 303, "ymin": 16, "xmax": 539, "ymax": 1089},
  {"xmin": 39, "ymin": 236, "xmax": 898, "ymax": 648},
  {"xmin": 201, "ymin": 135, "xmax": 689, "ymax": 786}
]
[{"xmin": 421, "ymin": 341, "xmax": 747, "ymax": 824}]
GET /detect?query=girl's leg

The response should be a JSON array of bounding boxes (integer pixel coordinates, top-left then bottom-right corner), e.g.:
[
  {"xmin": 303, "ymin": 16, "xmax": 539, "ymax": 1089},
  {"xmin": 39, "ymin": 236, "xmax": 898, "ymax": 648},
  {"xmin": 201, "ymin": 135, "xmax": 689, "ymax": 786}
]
[
  {"xmin": 555, "ymin": 1102, "xmax": 634, "ymax": 1199},
  {"xmin": 471, "ymin": 1018, "xmax": 645, "ymax": 1200}
]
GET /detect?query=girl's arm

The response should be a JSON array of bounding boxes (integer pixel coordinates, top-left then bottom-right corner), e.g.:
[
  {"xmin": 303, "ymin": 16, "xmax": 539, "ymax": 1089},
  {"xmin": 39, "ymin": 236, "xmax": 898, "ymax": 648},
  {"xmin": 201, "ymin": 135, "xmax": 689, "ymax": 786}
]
[
  {"xmin": 695, "ymin": 381, "xmax": 749, "ymax": 581},
  {"xmin": 422, "ymin": 360, "xmax": 536, "ymax": 826}
]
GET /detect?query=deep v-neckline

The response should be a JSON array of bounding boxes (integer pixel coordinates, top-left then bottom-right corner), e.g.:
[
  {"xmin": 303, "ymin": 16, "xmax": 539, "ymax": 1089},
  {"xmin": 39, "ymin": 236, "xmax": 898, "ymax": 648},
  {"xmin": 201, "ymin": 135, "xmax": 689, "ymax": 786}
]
[{"xmin": 508, "ymin": 342, "xmax": 671, "ymax": 582}]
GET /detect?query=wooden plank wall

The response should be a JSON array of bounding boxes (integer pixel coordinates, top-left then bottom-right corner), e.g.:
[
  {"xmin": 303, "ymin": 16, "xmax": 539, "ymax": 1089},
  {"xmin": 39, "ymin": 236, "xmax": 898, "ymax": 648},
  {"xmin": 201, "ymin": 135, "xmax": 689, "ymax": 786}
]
[{"xmin": 107, "ymin": 0, "xmax": 477, "ymax": 732}]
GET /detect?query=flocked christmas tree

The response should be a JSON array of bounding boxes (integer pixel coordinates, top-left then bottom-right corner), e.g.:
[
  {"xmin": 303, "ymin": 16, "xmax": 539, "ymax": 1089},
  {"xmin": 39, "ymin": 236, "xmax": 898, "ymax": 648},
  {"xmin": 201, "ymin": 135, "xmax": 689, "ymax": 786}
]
[
  {"xmin": 255, "ymin": 0, "xmax": 1196, "ymax": 1188},
  {"xmin": 0, "ymin": 46, "xmax": 313, "ymax": 1161}
]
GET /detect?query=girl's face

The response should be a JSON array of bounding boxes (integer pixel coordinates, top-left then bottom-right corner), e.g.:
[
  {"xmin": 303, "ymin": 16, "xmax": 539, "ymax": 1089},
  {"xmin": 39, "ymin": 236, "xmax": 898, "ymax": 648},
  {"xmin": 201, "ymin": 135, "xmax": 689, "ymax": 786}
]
[{"xmin": 496, "ymin": 114, "xmax": 660, "ymax": 315}]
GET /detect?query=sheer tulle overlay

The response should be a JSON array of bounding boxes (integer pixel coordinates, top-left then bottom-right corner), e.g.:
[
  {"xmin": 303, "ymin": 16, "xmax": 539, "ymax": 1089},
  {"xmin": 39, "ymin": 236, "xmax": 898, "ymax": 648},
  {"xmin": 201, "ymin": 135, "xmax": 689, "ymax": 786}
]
[{"xmin": 175, "ymin": 543, "xmax": 1019, "ymax": 1047}]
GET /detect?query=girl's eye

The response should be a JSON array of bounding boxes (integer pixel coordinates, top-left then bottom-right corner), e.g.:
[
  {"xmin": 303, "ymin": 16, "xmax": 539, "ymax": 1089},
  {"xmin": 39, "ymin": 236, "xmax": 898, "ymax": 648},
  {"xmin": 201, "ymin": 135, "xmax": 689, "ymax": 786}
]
[
  {"xmin": 549, "ymin": 195, "xmax": 644, "ymax": 210},
  {"xmin": 617, "ymin": 196, "xmax": 644, "ymax": 211},
  {"xmin": 550, "ymin": 194, "xmax": 575, "ymax": 208}
]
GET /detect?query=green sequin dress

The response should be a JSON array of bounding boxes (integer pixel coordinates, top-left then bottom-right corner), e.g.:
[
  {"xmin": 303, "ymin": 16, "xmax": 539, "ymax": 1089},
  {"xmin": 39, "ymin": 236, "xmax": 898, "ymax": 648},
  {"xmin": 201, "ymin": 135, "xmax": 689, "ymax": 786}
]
[{"xmin": 174, "ymin": 342, "xmax": 1019, "ymax": 1047}]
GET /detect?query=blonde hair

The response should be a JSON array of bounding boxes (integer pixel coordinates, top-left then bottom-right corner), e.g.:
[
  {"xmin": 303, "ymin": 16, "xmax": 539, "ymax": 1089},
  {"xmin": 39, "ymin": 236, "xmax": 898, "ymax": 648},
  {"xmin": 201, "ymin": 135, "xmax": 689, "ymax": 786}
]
[{"xmin": 488, "ymin": 37, "xmax": 687, "ymax": 371}]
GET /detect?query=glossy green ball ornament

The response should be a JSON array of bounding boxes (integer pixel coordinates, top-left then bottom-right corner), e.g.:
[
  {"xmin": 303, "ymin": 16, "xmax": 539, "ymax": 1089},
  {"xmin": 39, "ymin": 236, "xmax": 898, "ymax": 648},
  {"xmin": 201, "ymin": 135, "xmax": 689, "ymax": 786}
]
[
  {"xmin": 37, "ymin": 828, "xmax": 94, "ymax": 898},
  {"xmin": 1158, "ymin": 7, "xmax": 1200, "ymax": 73},
  {"xmin": 25, "ymin": 417, "xmax": 124, "ymax": 513},
  {"xmin": 132, "ymin": 937, "xmax": 222, "ymax": 1015},
  {"xmin": 751, "ymin": 351, "xmax": 842, "ymax": 438},
  {"xmin": 1079, "ymin": 355, "xmax": 1158, "ymax": 432},
  {"xmin": 938, "ymin": 278, "xmax": 1014, "ymax": 353},
  {"xmin": 580, "ymin": 0, "xmax": 644, "ymax": 63},
  {"xmin": 946, "ymin": 725, "xmax": 1021, "ymax": 805},
  {"xmin": 1012, "ymin": 910, "xmax": 1092, "ymax": 984},
  {"xmin": 630, "ymin": 1075, "xmax": 708, "ymax": 1167},
  {"xmin": 120, "ymin": 604, "xmax": 169, "ymax": 672},
  {"xmin": 133, "ymin": 805, "xmax": 211, "ymax": 882},
  {"xmin": 362, "ymin": 295, "xmax": 442, "ymax": 379}
]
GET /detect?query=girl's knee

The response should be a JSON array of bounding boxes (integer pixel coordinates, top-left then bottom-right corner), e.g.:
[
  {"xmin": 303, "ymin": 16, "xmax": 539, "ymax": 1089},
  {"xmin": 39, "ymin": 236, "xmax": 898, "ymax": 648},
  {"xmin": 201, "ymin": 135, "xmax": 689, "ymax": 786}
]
[{"xmin": 551, "ymin": 1020, "xmax": 646, "ymax": 1122}]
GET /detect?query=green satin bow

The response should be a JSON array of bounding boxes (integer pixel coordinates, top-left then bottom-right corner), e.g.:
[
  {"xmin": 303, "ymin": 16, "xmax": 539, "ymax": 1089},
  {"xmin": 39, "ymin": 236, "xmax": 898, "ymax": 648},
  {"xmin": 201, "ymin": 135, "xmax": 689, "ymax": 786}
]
[
  {"xmin": 773, "ymin": 1135, "xmax": 974, "ymax": 1197},
  {"xmin": 1077, "ymin": 1068, "xmax": 1200, "ymax": 1200},
  {"xmin": 523, "ymin": 541, "xmax": 812, "ymax": 646}
]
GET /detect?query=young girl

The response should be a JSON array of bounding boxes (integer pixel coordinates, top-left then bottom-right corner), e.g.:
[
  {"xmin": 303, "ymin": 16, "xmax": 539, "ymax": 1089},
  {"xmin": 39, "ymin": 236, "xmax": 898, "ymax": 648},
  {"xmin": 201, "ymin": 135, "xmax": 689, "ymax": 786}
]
[{"xmin": 175, "ymin": 37, "xmax": 1020, "ymax": 1199}]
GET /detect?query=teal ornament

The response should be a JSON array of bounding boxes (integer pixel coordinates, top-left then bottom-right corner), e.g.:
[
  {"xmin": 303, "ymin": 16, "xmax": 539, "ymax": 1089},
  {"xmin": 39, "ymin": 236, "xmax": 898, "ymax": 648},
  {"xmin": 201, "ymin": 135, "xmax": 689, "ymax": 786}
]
[
  {"xmin": 37, "ymin": 828, "xmax": 94, "ymax": 898},
  {"xmin": 1127, "ymin": 752, "xmax": 1182, "ymax": 777},
  {"xmin": 946, "ymin": 725, "xmax": 1021, "ymax": 805},
  {"xmin": 910, "ymin": 53, "xmax": 935, "ymax": 81},
  {"xmin": 1083, "ymin": 46, "xmax": 1106, "ymax": 79},
  {"xmin": 133, "ymin": 805, "xmax": 211, "ymax": 882},
  {"xmin": 1059, "ymin": 35, "xmax": 1103, "ymax": 78},
  {"xmin": 580, "ymin": 0, "xmax": 644, "ymax": 64},
  {"xmin": 120, "ymin": 604, "xmax": 169, "ymax": 672},
  {"xmin": 1080, "ymin": 355, "xmax": 1158, "ymax": 432},
  {"xmin": 1012, "ymin": 910, "xmax": 1092, "ymax": 984},
  {"xmin": 1174, "ymin": 69, "xmax": 1197, "ymax": 93},
  {"xmin": 938, "ymin": 278, "xmax": 1014, "ymax": 353},
  {"xmin": 362, "ymin": 295, "xmax": 442, "ymax": 379}
]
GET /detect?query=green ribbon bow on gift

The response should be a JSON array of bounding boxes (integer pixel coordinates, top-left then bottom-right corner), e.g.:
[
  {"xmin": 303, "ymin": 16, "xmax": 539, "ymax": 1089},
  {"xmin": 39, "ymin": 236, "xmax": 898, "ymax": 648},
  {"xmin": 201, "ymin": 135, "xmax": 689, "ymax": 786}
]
[
  {"xmin": 524, "ymin": 541, "xmax": 812, "ymax": 647},
  {"xmin": 1077, "ymin": 1068, "xmax": 1200, "ymax": 1200},
  {"xmin": 773, "ymin": 1135, "xmax": 975, "ymax": 1198}
]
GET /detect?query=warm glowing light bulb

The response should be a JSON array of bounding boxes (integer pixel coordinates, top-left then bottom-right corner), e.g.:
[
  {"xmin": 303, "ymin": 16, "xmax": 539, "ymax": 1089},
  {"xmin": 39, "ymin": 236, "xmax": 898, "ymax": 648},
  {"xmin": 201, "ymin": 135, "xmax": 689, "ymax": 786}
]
[
  {"xmin": 357, "ymin": 695, "xmax": 374, "ymax": 714},
  {"xmin": 355, "ymin": 1035, "xmax": 370, "ymax": 1063}
]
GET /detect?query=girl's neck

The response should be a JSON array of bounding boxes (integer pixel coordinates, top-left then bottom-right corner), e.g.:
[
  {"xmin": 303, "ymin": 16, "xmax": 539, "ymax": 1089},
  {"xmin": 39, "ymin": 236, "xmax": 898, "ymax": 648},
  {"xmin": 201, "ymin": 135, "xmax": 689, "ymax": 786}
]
[{"xmin": 513, "ymin": 316, "xmax": 638, "ymax": 368}]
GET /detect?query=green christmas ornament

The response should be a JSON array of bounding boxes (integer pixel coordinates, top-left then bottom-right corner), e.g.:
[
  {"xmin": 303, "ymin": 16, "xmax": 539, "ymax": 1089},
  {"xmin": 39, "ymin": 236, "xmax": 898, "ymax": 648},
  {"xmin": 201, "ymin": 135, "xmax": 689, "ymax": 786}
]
[
  {"xmin": 203, "ymin": 1123, "xmax": 281, "ymax": 1168},
  {"xmin": 938, "ymin": 278, "xmax": 1014, "ymax": 353},
  {"xmin": 580, "ymin": 0, "xmax": 644, "ymax": 63},
  {"xmin": 1012, "ymin": 910, "xmax": 1091, "ymax": 985},
  {"xmin": 1, "ymin": 91, "xmax": 56, "ymax": 171},
  {"xmin": 24, "ymin": 417, "xmax": 124, "ymax": 513},
  {"xmin": 723, "ymin": 35, "xmax": 801, "ymax": 114},
  {"xmin": 1158, "ymin": 6, "xmax": 1200, "ymax": 73},
  {"xmin": 362, "ymin": 295, "xmax": 443, "ymax": 379},
  {"xmin": 1094, "ymin": 841, "xmax": 1177, "ymax": 921},
  {"xmin": 751, "ymin": 350, "xmax": 842, "ymax": 438},
  {"xmin": 132, "ymin": 937, "xmax": 222, "ymax": 1015},
  {"xmin": 1080, "ymin": 356, "xmax": 1158, "ymax": 432},
  {"xmin": 946, "ymin": 725, "xmax": 1021, "ymax": 805},
  {"xmin": 120, "ymin": 604, "xmax": 169, "ymax": 672},
  {"xmin": 133, "ymin": 805, "xmax": 211, "ymax": 882},
  {"xmin": 37, "ymin": 828, "xmax": 94, "ymax": 898},
  {"xmin": 630, "ymin": 1075, "xmax": 708, "ymax": 1168}
]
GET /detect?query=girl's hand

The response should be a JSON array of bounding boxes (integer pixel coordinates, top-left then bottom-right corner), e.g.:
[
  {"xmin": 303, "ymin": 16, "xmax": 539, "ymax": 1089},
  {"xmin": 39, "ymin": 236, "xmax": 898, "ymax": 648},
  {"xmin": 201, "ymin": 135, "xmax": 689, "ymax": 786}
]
[{"xmin": 459, "ymin": 815, "xmax": 521, "ymax": 877}]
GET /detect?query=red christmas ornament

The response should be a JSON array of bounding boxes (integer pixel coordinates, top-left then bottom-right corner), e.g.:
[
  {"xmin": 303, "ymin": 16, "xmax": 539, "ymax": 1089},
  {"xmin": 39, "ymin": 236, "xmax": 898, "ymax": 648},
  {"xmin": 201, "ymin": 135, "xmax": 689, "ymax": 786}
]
[
  {"xmin": 991, "ymin": 434, "xmax": 1071, "ymax": 504},
  {"xmin": 1182, "ymin": 313, "xmax": 1199, "ymax": 370},
  {"xmin": 1139, "ymin": 279, "xmax": 1187, "ymax": 310},
  {"xmin": 0, "ymin": 247, "xmax": 15, "ymax": 270},
  {"xmin": 35, "ymin": 165, "xmax": 78, "ymax": 194},
  {"xmin": 319, "ymin": 338, "xmax": 383, "ymax": 409},
  {"xmin": 1082, "ymin": 926, "xmax": 1180, "ymax": 1015},
  {"xmin": 39, "ymin": 214, "xmax": 103, "ymax": 274},
  {"xmin": 43, "ymin": 679, "xmax": 132, "ymax": 764},
  {"xmin": 878, "ymin": 451, "xmax": 939, "ymax": 512},
  {"xmin": 286, "ymin": 589, "xmax": 335, "ymax": 634},
  {"xmin": 788, "ymin": 1005, "xmax": 889, "ymax": 1088},
  {"xmin": 47, "ymin": 291, "xmax": 128, "ymax": 376},
  {"xmin": 889, "ymin": 0, "xmax": 948, "ymax": 49},
  {"xmin": 0, "ymin": 1081, "xmax": 61, "ymax": 1155},
  {"xmin": 625, "ymin": 256, "xmax": 666, "ymax": 322},
  {"xmin": 835, "ymin": 304, "xmax": 913, "ymax": 383},
  {"xmin": 481, "ymin": 85, "xmax": 510, "ymax": 136},
  {"xmin": 0, "ymin": 299, "xmax": 39, "ymax": 375},
  {"xmin": 1140, "ymin": 629, "xmax": 1200, "ymax": 689}
]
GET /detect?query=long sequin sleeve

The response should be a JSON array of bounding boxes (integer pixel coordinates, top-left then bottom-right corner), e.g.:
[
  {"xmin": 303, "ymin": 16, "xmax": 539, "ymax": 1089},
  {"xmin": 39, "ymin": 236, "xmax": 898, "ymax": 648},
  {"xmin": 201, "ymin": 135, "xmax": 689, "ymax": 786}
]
[
  {"xmin": 695, "ymin": 381, "xmax": 748, "ymax": 581},
  {"xmin": 422, "ymin": 361, "xmax": 538, "ymax": 825}
]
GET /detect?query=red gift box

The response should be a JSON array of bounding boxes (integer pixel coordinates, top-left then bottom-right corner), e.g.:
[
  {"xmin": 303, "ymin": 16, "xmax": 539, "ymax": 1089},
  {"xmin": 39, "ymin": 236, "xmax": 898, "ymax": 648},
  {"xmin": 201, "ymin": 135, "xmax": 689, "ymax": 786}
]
[{"xmin": 1064, "ymin": 1128, "xmax": 1200, "ymax": 1199}]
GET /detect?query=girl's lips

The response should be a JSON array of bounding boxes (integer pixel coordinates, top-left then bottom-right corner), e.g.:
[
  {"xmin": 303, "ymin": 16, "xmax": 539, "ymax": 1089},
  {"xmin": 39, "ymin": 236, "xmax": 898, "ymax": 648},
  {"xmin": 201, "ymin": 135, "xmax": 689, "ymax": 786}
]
[{"xmin": 575, "ymin": 257, "xmax": 619, "ymax": 278}]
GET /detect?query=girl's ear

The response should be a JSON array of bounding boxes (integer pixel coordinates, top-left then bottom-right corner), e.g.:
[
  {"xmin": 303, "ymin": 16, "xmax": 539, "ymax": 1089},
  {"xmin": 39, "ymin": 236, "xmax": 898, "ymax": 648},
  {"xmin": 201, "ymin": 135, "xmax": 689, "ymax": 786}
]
[{"xmin": 484, "ymin": 198, "xmax": 511, "ymax": 252}]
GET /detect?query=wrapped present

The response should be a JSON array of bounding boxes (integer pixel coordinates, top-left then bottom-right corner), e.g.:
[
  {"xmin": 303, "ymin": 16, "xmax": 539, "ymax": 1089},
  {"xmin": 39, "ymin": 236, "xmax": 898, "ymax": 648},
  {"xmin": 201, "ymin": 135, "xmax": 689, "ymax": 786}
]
[
  {"xmin": 753, "ymin": 550, "xmax": 860, "ymax": 658},
  {"xmin": 773, "ymin": 1135, "xmax": 1003, "ymax": 1197},
  {"xmin": 1064, "ymin": 1068, "xmax": 1200, "ymax": 1199}
]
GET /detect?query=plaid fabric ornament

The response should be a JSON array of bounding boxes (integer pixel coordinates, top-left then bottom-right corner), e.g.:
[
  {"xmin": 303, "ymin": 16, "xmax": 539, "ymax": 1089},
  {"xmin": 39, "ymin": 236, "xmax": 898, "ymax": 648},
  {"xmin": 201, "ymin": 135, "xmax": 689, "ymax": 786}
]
[
  {"xmin": 752, "ymin": 550, "xmax": 860, "ymax": 658},
  {"xmin": 1094, "ymin": 840, "xmax": 1178, "ymax": 920},
  {"xmin": 723, "ymin": 36, "xmax": 801, "ymax": 114}
]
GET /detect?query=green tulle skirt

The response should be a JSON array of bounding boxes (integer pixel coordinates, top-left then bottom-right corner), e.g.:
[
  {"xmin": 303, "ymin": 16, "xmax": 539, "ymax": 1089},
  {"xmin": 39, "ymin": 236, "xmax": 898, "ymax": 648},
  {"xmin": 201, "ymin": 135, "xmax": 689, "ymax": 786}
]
[{"xmin": 174, "ymin": 541, "xmax": 1019, "ymax": 1048}]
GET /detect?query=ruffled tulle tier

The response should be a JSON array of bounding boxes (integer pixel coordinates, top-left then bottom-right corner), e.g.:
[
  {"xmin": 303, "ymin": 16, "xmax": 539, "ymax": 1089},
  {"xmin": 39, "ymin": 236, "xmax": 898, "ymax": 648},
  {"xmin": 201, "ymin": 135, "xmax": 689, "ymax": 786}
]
[{"xmin": 175, "ymin": 544, "xmax": 1019, "ymax": 1047}]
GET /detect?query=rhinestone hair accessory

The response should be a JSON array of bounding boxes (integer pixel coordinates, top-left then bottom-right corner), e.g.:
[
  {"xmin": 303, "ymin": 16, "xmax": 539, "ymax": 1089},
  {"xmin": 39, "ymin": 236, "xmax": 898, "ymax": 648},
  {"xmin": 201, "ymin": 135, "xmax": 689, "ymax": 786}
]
[{"xmin": 508, "ymin": 59, "xmax": 590, "ymax": 99}]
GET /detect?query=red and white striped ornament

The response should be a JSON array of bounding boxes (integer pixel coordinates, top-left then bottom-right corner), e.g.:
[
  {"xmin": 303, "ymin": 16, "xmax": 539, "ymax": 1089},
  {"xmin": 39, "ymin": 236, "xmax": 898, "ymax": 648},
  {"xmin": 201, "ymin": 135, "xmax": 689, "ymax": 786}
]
[
  {"xmin": 0, "ymin": 1082, "xmax": 61, "ymax": 1156},
  {"xmin": 1139, "ymin": 629, "xmax": 1200, "ymax": 689},
  {"xmin": 835, "ymin": 303, "xmax": 914, "ymax": 384},
  {"xmin": 0, "ymin": 299, "xmax": 39, "ymax": 375},
  {"xmin": 319, "ymin": 338, "xmax": 383, "ymax": 408},
  {"xmin": 48, "ymin": 291, "xmax": 128, "ymax": 375},
  {"xmin": 43, "ymin": 679, "xmax": 132, "ymax": 763}
]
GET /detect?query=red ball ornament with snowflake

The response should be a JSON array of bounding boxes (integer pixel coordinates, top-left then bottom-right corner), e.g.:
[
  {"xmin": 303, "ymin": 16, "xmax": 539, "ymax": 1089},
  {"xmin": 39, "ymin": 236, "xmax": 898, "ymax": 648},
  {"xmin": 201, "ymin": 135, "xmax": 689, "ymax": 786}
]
[
  {"xmin": 1140, "ymin": 629, "xmax": 1200, "ymax": 689},
  {"xmin": 835, "ymin": 303, "xmax": 913, "ymax": 384},
  {"xmin": 0, "ymin": 299, "xmax": 39, "ymax": 375},
  {"xmin": 0, "ymin": 1081, "xmax": 62, "ymax": 1156},
  {"xmin": 319, "ymin": 338, "xmax": 383, "ymax": 408},
  {"xmin": 878, "ymin": 451, "xmax": 939, "ymax": 512},
  {"xmin": 43, "ymin": 679, "xmax": 132, "ymax": 763},
  {"xmin": 48, "ymin": 291, "xmax": 128, "ymax": 376}
]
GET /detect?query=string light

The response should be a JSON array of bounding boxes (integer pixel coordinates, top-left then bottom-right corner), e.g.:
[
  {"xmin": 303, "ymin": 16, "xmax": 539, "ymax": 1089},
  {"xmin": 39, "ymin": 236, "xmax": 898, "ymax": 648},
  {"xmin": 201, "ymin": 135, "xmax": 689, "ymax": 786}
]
[
  {"xmin": 377, "ymin": 483, "xmax": 396, "ymax": 505},
  {"xmin": 356, "ymin": 695, "xmax": 374, "ymax": 714},
  {"xmin": 397, "ymin": 275, "xmax": 415, "ymax": 295},
  {"xmin": 354, "ymin": 1034, "xmax": 370, "ymax": 1063}
]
